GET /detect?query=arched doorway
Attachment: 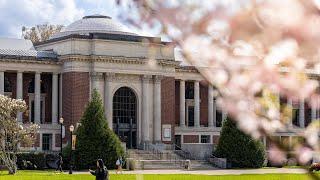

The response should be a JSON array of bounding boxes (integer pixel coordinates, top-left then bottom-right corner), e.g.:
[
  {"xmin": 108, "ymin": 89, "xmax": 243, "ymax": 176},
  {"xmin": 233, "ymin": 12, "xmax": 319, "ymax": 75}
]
[{"xmin": 113, "ymin": 87, "xmax": 137, "ymax": 149}]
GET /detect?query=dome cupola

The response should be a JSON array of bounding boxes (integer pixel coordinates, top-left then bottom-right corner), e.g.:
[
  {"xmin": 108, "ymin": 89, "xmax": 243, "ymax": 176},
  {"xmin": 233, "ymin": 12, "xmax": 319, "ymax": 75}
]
[{"xmin": 50, "ymin": 14, "xmax": 137, "ymax": 39}]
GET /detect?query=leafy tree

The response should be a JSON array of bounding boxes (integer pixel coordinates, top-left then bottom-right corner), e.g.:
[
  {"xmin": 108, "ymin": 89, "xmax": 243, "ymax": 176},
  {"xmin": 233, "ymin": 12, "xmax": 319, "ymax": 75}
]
[
  {"xmin": 73, "ymin": 89, "xmax": 124, "ymax": 170},
  {"xmin": 0, "ymin": 95, "xmax": 38, "ymax": 174},
  {"xmin": 214, "ymin": 117, "xmax": 266, "ymax": 168},
  {"xmin": 22, "ymin": 24, "xmax": 63, "ymax": 43}
]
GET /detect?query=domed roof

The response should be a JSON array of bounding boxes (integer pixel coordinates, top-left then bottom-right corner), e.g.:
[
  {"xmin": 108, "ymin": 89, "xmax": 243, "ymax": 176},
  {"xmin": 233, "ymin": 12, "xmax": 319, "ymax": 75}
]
[{"xmin": 50, "ymin": 14, "xmax": 137, "ymax": 39}]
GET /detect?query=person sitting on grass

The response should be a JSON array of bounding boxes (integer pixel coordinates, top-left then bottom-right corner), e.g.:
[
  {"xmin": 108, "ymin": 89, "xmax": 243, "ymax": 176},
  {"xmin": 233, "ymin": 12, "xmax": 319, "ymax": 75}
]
[{"xmin": 89, "ymin": 159, "xmax": 109, "ymax": 180}]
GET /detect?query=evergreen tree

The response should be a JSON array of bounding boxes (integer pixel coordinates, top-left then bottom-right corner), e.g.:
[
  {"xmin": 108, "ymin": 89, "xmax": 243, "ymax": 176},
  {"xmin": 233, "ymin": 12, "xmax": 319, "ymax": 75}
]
[
  {"xmin": 214, "ymin": 117, "xmax": 266, "ymax": 168},
  {"xmin": 73, "ymin": 89, "xmax": 124, "ymax": 169}
]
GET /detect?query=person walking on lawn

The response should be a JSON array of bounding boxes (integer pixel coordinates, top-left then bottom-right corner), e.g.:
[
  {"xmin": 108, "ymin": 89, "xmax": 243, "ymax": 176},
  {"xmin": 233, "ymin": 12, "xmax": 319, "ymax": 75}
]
[
  {"xmin": 116, "ymin": 157, "xmax": 123, "ymax": 174},
  {"xmin": 55, "ymin": 153, "xmax": 63, "ymax": 172}
]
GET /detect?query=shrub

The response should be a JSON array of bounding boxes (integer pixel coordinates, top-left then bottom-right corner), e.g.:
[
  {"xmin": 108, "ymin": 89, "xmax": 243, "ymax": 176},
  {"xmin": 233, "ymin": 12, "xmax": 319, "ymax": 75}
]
[
  {"xmin": 214, "ymin": 117, "xmax": 266, "ymax": 168},
  {"xmin": 73, "ymin": 89, "xmax": 124, "ymax": 170},
  {"xmin": 16, "ymin": 153, "xmax": 46, "ymax": 170}
]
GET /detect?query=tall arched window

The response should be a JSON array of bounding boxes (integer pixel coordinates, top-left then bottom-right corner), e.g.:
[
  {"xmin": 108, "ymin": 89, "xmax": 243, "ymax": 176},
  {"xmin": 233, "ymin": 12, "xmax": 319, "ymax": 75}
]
[
  {"xmin": 113, "ymin": 87, "xmax": 137, "ymax": 124},
  {"xmin": 113, "ymin": 87, "xmax": 137, "ymax": 149}
]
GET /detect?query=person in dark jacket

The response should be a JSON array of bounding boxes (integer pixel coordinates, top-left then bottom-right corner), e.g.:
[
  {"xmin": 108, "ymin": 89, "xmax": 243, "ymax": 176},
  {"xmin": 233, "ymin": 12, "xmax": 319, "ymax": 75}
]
[
  {"xmin": 55, "ymin": 153, "xmax": 63, "ymax": 172},
  {"xmin": 89, "ymin": 159, "xmax": 109, "ymax": 180}
]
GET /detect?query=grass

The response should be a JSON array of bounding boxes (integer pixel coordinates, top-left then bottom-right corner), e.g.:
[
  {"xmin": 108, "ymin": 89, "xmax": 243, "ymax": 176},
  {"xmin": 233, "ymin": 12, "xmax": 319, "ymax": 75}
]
[{"xmin": 0, "ymin": 170, "xmax": 319, "ymax": 180}]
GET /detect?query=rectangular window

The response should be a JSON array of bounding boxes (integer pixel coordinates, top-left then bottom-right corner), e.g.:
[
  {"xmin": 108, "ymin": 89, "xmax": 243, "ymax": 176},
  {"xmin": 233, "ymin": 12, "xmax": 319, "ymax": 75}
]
[
  {"xmin": 216, "ymin": 110, "xmax": 223, "ymax": 127},
  {"xmin": 30, "ymin": 101, "xmax": 35, "ymax": 123},
  {"xmin": 185, "ymin": 82, "xmax": 194, "ymax": 99},
  {"xmin": 292, "ymin": 106, "xmax": 300, "ymax": 127},
  {"xmin": 42, "ymin": 134, "xmax": 52, "ymax": 151},
  {"xmin": 201, "ymin": 135, "xmax": 210, "ymax": 144},
  {"xmin": 40, "ymin": 101, "xmax": 43, "ymax": 123},
  {"xmin": 187, "ymin": 106, "xmax": 194, "ymax": 127},
  {"xmin": 214, "ymin": 98, "xmax": 223, "ymax": 127}
]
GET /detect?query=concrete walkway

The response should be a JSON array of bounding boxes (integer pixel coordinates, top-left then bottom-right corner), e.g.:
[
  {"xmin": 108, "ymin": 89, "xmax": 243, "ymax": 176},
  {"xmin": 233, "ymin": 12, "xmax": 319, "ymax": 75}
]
[{"xmin": 74, "ymin": 168, "xmax": 308, "ymax": 175}]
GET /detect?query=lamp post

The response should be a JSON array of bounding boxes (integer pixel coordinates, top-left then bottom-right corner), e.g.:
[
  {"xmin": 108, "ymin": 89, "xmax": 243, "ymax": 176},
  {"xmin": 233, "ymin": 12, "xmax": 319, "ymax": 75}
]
[
  {"xmin": 69, "ymin": 125, "xmax": 74, "ymax": 174},
  {"xmin": 59, "ymin": 117, "xmax": 64, "ymax": 153}
]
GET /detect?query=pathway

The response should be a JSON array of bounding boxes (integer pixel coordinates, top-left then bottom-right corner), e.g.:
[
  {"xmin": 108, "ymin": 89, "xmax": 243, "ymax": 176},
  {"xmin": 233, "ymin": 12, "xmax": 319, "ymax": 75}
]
[{"xmin": 73, "ymin": 168, "xmax": 308, "ymax": 175}]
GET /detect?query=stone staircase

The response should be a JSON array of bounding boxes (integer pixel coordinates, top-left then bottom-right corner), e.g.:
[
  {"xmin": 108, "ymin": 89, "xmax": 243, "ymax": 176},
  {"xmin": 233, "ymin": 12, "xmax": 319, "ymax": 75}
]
[
  {"xmin": 190, "ymin": 160, "xmax": 218, "ymax": 170},
  {"xmin": 127, "ymin": 148, "xmax": 218, "ymax": 170}
]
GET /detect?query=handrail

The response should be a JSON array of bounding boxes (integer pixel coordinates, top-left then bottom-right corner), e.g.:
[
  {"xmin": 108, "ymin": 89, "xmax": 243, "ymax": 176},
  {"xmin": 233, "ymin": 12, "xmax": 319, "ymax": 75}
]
[
  {"xmin": 172, "ymin": 144, "xmax": 194, "ymax": 160},
  {"xmin": 146, "ymin": 144, "xmax": 183, "ymax": 164}
]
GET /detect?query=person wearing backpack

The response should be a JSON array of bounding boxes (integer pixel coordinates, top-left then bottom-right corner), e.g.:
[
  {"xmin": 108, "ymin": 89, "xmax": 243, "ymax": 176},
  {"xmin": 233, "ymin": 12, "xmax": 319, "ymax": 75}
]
[
  {"xmin": 90, "ymin": 159, "xmax": 109, "ymax": 180},
  {"xmin": 116, "ymin": 157, "xmax": 123, "ymax": 174},
  {"xmin": 55, "ymin": 153, "xmax": 63, "ymax": 172}
]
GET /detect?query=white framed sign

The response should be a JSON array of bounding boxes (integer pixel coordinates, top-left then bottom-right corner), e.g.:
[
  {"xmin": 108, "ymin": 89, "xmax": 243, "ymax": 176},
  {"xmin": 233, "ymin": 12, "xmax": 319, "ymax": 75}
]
[{"xmin": 162, "ymin": 124, "xmax": 172, "ymax": 141}]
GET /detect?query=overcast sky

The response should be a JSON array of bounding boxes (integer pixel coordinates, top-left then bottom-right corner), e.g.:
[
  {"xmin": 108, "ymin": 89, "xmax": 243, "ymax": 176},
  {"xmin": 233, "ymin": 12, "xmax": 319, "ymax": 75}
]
[{"xmin": 0, "ymin": 0, "xmax": 128, "ymax": 38}]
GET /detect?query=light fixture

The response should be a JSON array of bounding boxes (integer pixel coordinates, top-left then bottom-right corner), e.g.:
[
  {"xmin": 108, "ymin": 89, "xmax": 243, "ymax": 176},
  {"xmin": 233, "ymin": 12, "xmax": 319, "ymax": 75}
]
[
  {"xmin": 69, "ymin": 125, "xmax": 74, "ymax": 132},
  {"xmin": 59, "ymin": 117, "xmax": 64, "ymax": 124}
]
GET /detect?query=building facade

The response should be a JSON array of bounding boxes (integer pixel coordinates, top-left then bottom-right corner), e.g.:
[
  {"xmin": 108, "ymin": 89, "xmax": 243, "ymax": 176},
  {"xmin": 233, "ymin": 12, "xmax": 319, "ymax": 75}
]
[{"xmin": 0, "ymin": 15, "xmax": 319, "ymax": 158}]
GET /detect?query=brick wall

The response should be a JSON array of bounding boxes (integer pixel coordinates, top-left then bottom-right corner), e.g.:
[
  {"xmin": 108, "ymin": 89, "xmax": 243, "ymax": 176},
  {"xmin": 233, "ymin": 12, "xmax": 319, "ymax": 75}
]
[
  {"xmin": 212, "ymin": 135, "xmax": 220, "ymax": 144},
  {"xmin": 62, "ymin": 72, "xmax": 90, "ymax": 144},
  {"xmin": 183, "ymin": 135, "xmax": 199, "ymax": 143},
  {"xmin": 161, "ymin": 77, "xmax": 176, "ymax": 143},
  {"xmin": 200, "ymin": 82, "xmax": 208, "ymax": 127}
]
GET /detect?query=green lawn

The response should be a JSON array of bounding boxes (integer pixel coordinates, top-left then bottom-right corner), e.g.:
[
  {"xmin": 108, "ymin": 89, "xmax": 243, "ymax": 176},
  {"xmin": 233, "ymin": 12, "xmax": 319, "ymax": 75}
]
[{"xmin": 0, "ymin": 170, "xmax": 319, "ymax": 180}]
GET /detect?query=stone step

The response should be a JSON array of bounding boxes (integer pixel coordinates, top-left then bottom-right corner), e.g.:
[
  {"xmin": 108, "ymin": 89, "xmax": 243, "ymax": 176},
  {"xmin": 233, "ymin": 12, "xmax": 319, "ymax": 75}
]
[
  {"xmin": 128, "ymin": 149, "xmax": 183, "ymax": 161},
  {"xmin": 135, "ymin": 160, "xmax": 185, "ymax": 170},
  {"xmin": 190, "ymin": 160, "xmax": 217, "ymax": 170}
]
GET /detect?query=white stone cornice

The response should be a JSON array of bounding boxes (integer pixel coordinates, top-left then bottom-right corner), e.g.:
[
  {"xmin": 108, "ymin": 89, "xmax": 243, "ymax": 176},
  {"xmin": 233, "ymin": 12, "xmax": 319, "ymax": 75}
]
[
  {"xmin": 0, "ymin": 60, "xmax": 62, "ymax": 73},
  {"xmin": 59, "ymin": 55, "xmax": 177, "ymax": 67},
  {"xmin": 0, "ymin": 58, "xmax": 61, "ymax": 65}
]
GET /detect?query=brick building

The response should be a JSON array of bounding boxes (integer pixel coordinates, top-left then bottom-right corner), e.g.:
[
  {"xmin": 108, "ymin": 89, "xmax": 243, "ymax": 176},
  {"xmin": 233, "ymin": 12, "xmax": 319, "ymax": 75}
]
[{"xmin": 0, "ymin": 15, "xmax": 319, "ymax": 158}]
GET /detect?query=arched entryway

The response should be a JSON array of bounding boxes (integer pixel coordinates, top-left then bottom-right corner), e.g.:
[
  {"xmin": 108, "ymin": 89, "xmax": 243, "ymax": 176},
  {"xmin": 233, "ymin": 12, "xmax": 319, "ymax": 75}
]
[{"xmin": 113, "ymin": 87, "xmax": 137, "ymax": 149}]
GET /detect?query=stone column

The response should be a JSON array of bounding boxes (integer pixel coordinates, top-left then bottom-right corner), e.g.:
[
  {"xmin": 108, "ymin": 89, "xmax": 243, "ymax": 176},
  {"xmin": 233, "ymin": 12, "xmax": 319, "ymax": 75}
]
[
  {"xmin": 213, "ymin": 98, "xmax": 217, "ymax": 127},
  {"xmin": 104, "ymin": 73, "xmax": 114, "ymax": 129},
  {"xmin": 154, "ymin": 76, "xmax": 162, "ymax": 143},
  {"xmin": 142, "ymin": 75, "xmax": 151, "ymax": 144},
  {"xmin": 0, "ymin": 71, "xmax": 4, "ymax": 95},
  {"xmin": 35, "ymin": 72, "xmax": 41, "ymax": 124},
  {"xmin": 91, "ymin": 72, "xmax": 99, "ymax": 92},
  {"xmin": 52, "ymin": 73, "xmax": 58, "ymax": 124},
  {"xmin": 59, "ymin": 74, "xmax": 63, "ymax": 118},
  {"xmin": 287, "ymin": 98, "xmax": 293, "ymax": 126},
  {"xmin": 194, "ymin": 81, "xmax": 200, "ymax": 127},
  {"xmin": 16, "ymin": 71, "xmax": 23, "ymax": 122},
  {"xmin": 299, "ymin": 99, "xmax": 305, "ymax": 128},
  {"xmin": 208, "ymin": 85, "xmax": 214, "ymax": 127},
  {"xmin": 179, "ymin": 80, "xmax": 186, "ymax": 127}
]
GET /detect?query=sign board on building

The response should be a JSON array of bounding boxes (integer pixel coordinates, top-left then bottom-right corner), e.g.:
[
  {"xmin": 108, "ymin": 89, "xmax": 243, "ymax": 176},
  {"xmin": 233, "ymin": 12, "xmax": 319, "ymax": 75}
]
[
  {"xmin": 72, "ymin": 135, "xmax": 77, "ymax": 150},
  {"xmin": 162, "ymin": 124, "xmax": 172, "ymax": 141}
]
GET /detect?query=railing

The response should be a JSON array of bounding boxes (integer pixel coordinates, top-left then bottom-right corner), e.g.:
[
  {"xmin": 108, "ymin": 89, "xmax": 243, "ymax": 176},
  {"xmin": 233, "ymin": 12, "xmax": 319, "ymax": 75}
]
[
  {"xmin": 146, "ymin": 143, "xmax": 163, "ymax": 160},
  {"xmin": 146, "ymin": 144, "xmax": 185, "ymax": 164},
  {"xmin": 172, "ymin": 144, "xmax": 194, "ymax": 160},
  {"xmin": 209, "ymin": 154, "xmax": 227, "ymax": 168}
]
